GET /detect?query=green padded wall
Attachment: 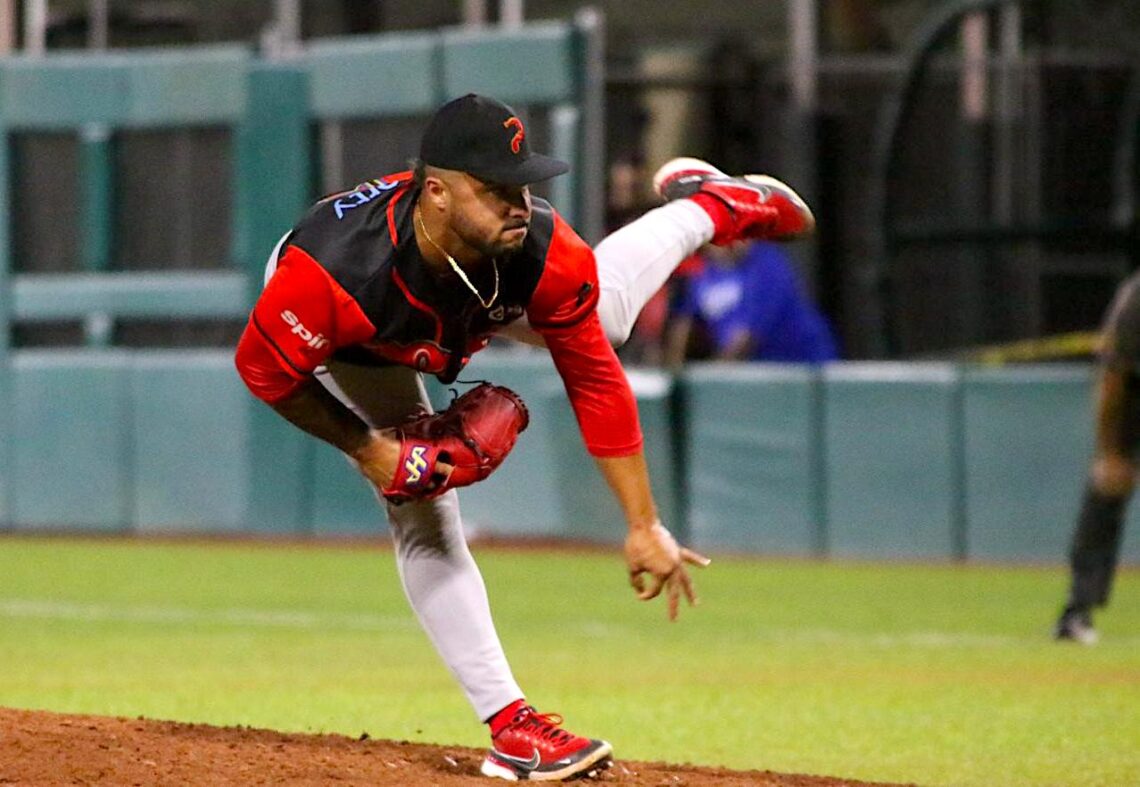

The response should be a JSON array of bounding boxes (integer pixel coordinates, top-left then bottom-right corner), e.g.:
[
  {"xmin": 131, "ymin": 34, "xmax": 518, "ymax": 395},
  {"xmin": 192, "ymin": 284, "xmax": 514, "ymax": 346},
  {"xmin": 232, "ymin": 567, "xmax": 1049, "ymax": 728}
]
[
  {"xmin": 0, "ymin": 59, "xmax": 123, "ymax": 127},
  {"xmin": 1123, "ymin": 489, "xmax": 1140, "ymax": 563},
  {"xmin": 962, "ymin": 365, "xmax": 1094, "ymax": 562},
  {"xmin": 235, "ymin": 64, "xmax": 312, "ymax": 278},
  {"xmin": 822, "ymin": 363, "xmax": 962, "ymax": 559},
  {"xmin": 0, "ymin": 47, "xmax": 248, "ymax": 130},
  {"xmin": 548, "ymin": 367, "xmax": 679, "ymax": 545},
  {"xmin": 119, "ymin": 47, "xmax": 248, "ymax": 127},
  {"xmin": 682, "ymin": 363, "xmax": 821, "ymax": 555},
  {"xmin": 13, "ymin": 272, "xmax": 247, "ymax": 320},
  {"xmin": 301, "ymin": 34, "xmax": 440, "ymax": 118},
  {"xmin": 11, "ymin": 351, "xmax": 131, "ymax": 530},
  {"xmin": 309, "ymin": 443, "xmax": 380, "ymax": 537},
  {"xmin": 129, "ymin": 352, "xmax": 249, "ymax": 533},
  {"xmin": 440, "ymin": 24, "xmax": 578, "ymax": 104}
]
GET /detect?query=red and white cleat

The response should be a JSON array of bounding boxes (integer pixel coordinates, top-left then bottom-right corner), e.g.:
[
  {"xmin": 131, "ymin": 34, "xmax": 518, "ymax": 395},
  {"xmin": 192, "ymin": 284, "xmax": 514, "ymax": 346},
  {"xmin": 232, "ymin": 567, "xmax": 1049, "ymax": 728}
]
[
  {"xmin": 653, "ymin": 156, "xmax": 816, "ymax": 245},
  {"xmin": 481, "ymin": 704, "xmax": 613, "ymax": 781}
]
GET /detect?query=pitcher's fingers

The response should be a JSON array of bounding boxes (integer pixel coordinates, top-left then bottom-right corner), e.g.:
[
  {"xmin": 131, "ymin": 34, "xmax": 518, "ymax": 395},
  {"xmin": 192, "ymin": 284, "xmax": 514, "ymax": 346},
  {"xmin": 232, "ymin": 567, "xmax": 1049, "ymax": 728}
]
[
  {"xmin": 681, "ymin": 547, "xmax": 711, "ymax": 567},
  {"xmin": 679, "ymin": 567, "xmax": 698, "ymax": 607},
  {"xmin": 629, "ymin": 569, "xmax": 645, "ymax": 595},
  {"xmin": 667, "ymin": 578, "xmax": 680, "ymax": 621},
  {"xmin": 637, "ymin": 573, "xmax": 666, "ymax": 601}
]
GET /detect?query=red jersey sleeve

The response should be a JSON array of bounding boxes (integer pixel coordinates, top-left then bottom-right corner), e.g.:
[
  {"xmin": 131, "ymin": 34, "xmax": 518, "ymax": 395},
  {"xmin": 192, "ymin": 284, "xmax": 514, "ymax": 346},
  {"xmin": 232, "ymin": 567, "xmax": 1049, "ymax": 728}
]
[
  {"xmin": 528, "ymin": 212, "xmax": 643, "ymax": 457},
  {"xmin": 235, "ymin": 245, "xmax": 376, "ymax": 403}
]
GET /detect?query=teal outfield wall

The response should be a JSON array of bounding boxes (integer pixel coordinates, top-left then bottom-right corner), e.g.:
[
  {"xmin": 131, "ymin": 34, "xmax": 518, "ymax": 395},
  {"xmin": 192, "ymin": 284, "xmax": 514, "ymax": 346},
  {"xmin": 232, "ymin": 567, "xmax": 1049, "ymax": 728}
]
[
  {"xmin": 3, "ymin": 353, "xmax": 1138, "ymax": 566},
  {"xmin": 679, "ymin": 361, "xmax": 1139, "ymax": 565}
]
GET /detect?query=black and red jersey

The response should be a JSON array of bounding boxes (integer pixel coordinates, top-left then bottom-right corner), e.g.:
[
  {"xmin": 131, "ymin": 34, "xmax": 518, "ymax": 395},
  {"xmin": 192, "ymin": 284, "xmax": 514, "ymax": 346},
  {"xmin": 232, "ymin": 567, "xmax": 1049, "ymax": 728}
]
[{"xmin": 235, "ymin": 170, "xmax": 642, "ymax": 457}]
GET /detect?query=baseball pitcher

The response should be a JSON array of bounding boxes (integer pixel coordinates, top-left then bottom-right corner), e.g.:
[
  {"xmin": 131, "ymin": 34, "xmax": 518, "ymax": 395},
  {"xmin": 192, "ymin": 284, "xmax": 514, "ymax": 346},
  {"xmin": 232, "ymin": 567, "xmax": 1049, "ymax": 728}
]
[{"xmin": 235, "ymin": 93, "xmax": 813, "ymax": 781}]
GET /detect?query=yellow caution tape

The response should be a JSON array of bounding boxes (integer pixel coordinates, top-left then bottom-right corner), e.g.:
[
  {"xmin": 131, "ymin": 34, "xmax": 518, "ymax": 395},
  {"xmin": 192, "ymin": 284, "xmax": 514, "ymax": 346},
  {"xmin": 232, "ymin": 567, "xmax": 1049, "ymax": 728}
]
[{"xmin": 957, "ymin": 331, "xmax": 1102, "ymax": 364}]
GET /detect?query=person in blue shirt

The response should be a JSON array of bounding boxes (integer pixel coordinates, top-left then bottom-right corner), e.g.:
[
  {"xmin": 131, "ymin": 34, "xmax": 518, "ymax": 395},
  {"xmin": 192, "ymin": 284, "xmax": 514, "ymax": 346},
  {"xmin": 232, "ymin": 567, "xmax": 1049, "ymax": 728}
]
[{"xmin": 665, "ymin": 240, "xmax": 838, "ymax": 364}]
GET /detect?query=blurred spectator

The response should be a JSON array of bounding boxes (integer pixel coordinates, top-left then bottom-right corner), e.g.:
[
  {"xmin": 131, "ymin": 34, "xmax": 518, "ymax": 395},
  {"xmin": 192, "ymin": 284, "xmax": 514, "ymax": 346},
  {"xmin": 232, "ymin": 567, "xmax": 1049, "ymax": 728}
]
[
  {"xmin": 664, "ymin": 240, "xmax": 838, "ymax": 365},
  {"xmin": 1053, "ymin": 268, "xmax": 1140, "ymax": 645}
]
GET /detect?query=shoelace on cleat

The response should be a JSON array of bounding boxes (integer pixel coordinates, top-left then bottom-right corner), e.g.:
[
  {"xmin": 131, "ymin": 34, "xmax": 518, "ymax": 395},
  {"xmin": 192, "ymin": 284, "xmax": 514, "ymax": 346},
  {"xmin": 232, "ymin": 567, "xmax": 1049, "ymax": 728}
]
[{"xmin": 511, "ymin": 707, "xmax": 576, "ymax": 746}]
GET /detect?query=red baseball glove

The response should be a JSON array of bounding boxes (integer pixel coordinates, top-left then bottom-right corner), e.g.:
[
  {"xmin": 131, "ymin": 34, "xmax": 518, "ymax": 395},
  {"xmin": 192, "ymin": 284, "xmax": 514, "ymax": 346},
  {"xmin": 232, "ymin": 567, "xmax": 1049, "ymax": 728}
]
[{"xmin": 380, "ymin": 383, "xmax": 529, "ymax": 505}]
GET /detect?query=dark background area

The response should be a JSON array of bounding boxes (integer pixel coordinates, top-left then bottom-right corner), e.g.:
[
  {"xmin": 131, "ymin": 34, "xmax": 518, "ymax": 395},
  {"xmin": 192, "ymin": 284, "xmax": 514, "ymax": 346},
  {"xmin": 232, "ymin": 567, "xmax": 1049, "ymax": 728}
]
[{"xmin": 9, "ymin": 0, "xmax": 1140, "ymax": 358}]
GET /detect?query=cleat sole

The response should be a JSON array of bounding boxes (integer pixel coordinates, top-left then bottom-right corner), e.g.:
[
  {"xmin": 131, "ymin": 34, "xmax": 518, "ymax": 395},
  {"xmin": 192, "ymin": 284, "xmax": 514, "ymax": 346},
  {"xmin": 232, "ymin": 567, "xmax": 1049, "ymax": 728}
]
[
  {"xmin": 481, "ymin": 743, "xmax": 613, "ymax": 782},
  {"xmin": 652, "ymin": 157, "xmax": 725, "ymax": 199}
]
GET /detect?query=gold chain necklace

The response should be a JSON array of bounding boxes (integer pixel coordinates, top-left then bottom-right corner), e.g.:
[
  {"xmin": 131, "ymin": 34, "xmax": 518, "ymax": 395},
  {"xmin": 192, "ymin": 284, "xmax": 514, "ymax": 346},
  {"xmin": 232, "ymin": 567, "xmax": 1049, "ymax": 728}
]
[{"xmin": 416, "ymin": 208, "xmax": 499, "ymax": 309}]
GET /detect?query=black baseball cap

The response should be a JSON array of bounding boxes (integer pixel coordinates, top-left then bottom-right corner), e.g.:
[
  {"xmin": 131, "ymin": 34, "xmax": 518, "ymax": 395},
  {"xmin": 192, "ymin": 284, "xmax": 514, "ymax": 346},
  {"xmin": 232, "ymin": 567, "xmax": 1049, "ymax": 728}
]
[{"xmin": 419, "ymin": 93, "xmax": 570, "ymax": 185}]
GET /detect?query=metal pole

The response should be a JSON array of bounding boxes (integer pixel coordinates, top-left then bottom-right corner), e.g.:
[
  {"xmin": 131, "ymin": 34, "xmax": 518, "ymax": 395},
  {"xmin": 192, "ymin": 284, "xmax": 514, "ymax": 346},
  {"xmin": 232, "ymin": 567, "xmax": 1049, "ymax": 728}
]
[
  {"xmin": 994, "ymin": 4, "xmax": 1039, "ymax": 337},
  {"xmin": 785, "ymin": 0, "xmax": 822, "ymax": 305},
  {"xmin": 83, "ymin": 0, "xmax": 113, "ymax": 345},
  {"xmin": 575, "ymin": 6, "xmax": 605, "ymax": 245},
  {"xmin": 319, "ymin": 122, "xmax": 345, "ymax": 196},
  {"xmin": 994, "ymin": 3, "xmax": 1021, "ymax": 223},
  {"xmin": 1111, "ymin": 71, "xmax": 1140, "ymax": 231},
  {"xmin": 463, "ymin": 0, "xmax": 487, "ymax": 27},
  {"xmin": 88, "ymin": 0, "xmax": 108, "ymax": 50},
  {"xmin": 955, "ymin": 13, "xmax": 988, "ymax": 351},
  {"xmin": 788, "ymin": 0, "xmax": 818, "ymax": 113},
  {"xmin": 264, "ymin": 0, "xmax": 301, "ymax": 57},
  {"xmin": 0, "ymin": 0, "xmax": 16, "ymax": 54},
  {"xmin": 499, "ymin": 0, "xmax": 523, "ymax": 28},
  {"xmin": 25, "ymin": 0, "xmax": 47, "ymax": 55},
  {"xmin": 960, "ymin": 13, "xmax": 988, "ymax": 122}
]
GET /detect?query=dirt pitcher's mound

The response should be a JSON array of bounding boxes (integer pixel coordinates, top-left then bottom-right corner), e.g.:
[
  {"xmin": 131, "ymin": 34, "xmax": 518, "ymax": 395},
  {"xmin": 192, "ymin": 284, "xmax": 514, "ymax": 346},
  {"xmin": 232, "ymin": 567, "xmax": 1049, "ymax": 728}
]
[{"xmin": 0, "ymin": 707, "xmax": 912, "ymax": 786}]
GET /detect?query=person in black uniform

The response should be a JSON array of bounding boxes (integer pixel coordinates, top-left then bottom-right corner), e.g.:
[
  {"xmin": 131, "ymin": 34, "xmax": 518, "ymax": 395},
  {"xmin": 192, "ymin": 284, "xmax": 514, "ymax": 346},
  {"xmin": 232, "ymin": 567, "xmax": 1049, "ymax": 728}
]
[{"xmin": 1055, "ymin": 269, "xmax": 1140, "ymax": 644}]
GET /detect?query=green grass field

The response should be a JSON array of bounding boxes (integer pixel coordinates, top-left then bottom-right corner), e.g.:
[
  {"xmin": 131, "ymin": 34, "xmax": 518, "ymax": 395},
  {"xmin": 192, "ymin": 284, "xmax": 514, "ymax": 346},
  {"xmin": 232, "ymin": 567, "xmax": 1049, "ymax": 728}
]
[{"xmin": 0, "ymin": 535, "xmax": 1136, "ymax": 786}]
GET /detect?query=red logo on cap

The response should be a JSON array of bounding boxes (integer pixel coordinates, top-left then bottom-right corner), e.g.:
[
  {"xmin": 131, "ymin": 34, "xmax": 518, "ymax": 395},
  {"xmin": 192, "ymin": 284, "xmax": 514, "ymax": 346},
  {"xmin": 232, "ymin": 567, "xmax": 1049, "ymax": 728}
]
[{"xmin": 503, "ymin": 117, "xmax": 525, "ymax": 154}]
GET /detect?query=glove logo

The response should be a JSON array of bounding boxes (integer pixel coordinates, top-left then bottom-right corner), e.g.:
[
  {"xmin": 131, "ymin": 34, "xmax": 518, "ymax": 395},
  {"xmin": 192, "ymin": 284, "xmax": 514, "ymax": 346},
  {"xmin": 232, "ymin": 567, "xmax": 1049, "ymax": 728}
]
[
  {"xmin": 404, "ymin": 445, "xmax": 429, "ymax": 486},
  {"xmin": 380, "ymin": 384, "xmax": 528, "ymax": 505}
]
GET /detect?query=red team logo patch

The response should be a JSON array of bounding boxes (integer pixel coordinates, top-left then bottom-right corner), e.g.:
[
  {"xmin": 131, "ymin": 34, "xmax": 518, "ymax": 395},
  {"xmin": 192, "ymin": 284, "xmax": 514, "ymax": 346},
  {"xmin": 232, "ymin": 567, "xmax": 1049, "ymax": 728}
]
[{"xmin": 503, "ymin": 116, "xmax": 525, "ymax": 154}]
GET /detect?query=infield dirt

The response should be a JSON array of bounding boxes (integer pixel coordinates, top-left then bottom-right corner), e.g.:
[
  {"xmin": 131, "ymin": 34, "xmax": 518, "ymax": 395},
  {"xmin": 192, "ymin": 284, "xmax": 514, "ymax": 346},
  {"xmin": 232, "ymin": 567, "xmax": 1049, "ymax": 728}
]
[{"xmin": 0, "ymin": 707, "xmax": 914, "ymax": 786}]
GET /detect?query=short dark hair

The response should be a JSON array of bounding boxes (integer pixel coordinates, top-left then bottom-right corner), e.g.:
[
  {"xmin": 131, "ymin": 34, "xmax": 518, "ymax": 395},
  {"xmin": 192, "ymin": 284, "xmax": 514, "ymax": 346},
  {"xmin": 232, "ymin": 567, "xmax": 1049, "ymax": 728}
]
[{"xmin": 410, "ymin": 158, "xmax": 426, "ymax": 187}]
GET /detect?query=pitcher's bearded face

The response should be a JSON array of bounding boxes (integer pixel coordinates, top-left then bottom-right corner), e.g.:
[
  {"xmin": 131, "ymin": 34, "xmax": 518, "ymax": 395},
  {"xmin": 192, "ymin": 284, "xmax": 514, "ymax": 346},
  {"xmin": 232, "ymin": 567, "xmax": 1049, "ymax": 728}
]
[{"xmin": 447, "ymin": 173, "xmax": 532, "ymax": 257}]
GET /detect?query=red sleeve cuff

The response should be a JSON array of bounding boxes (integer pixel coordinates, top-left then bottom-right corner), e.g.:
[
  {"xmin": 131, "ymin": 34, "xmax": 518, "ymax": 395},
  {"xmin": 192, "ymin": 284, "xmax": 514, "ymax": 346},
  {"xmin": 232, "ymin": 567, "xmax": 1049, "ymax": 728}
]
[{"xmin": 584, "ymin": 435, "xmax": 645, "ymax": 458}]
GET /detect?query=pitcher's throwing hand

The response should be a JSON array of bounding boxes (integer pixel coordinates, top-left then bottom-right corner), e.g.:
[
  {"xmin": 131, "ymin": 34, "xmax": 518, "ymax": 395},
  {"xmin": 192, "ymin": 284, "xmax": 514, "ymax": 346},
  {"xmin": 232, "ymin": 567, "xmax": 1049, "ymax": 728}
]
[{"xmin": 625, "ymin": 521, "xmax": 711, "ymax": 620}]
